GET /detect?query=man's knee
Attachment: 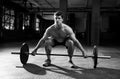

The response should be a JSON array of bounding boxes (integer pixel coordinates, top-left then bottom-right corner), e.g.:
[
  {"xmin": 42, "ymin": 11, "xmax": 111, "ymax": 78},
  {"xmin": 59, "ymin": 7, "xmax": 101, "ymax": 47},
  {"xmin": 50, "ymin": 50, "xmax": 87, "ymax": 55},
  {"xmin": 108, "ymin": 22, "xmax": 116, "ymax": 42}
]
[
  {"xmin": 45, "ymin": 38, "xmax": 53, "ymax": 46},
  {"xmin": 65, "ymin": 39, "xmax": 74, "ymax": 47},
  {"xmin": 66, "ymin": 40, "xmax": 74, "ymax": 57},
  {"xmin": 45, "ymin": 38, "xmax": 53, "ymax": 53}
]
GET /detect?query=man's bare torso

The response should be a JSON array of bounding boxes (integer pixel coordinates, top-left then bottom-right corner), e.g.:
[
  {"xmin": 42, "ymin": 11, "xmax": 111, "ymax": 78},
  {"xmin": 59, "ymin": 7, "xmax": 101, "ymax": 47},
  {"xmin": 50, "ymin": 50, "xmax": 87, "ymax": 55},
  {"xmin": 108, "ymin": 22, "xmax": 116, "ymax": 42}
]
[{"xmin": 47, "ymin": 24, "xmax": 70, "ymax": 42}]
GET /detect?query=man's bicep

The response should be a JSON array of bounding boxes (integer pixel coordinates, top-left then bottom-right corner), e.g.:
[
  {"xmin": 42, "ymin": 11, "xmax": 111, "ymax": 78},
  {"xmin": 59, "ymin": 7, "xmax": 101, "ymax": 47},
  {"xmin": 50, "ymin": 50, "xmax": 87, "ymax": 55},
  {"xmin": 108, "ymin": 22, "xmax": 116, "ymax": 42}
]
[
  {"xmin": 42, "ymin": 29, "xmax": 50, "ymax": 40},
  {"xmin": 66, "ymin": 26, "xmax": 76, "ymax": 40},
  {"xmin": 70, "ymin": 33, "xmax": 77, "ymax": 41}
]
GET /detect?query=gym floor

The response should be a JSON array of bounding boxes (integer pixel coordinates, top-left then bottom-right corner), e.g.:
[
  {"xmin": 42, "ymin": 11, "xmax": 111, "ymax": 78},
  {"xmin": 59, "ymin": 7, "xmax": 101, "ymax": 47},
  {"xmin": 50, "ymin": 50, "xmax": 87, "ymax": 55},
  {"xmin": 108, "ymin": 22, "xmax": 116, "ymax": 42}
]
[{"xmin": 0, "ymin": 40, "xmax": 120, "ymax": 79}]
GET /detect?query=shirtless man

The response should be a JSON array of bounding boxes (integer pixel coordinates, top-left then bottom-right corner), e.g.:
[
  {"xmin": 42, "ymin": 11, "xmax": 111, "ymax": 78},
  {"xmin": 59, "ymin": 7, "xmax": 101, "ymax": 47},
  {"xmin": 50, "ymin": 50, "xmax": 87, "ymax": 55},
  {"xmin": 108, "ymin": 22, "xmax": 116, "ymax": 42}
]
[{"xmin": 31, "ymin": 11, "xmax": 87, "ymax": 67}]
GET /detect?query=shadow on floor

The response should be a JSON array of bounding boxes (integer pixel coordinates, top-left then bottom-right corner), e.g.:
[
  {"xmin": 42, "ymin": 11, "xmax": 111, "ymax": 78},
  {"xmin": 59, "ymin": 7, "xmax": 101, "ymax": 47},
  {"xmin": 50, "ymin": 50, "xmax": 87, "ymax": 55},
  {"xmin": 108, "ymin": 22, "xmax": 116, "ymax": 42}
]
[
  {"xmin": 23, "ymin": 63, "xmax": 120, "ymax": 79},
  {"xmin": 23, "ymin": 63, "xmax": 46, "ymax": 75}
]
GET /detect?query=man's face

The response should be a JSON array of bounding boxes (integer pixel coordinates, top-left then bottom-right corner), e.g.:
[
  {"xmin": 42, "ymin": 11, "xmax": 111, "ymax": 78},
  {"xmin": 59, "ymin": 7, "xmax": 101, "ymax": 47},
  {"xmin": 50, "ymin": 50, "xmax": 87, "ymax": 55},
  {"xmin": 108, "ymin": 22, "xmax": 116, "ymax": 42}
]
[{"xmin": 54, "ymin": 15, "xmax": 63, "ymax": 25}]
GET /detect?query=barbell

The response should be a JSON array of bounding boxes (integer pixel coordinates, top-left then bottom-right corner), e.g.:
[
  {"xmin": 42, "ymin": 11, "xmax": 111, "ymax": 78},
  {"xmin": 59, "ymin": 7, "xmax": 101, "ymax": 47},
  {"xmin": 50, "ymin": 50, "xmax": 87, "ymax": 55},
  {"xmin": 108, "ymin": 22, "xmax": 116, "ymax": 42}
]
[{"xmin": 11, "ymin": 43, "xmax": 111, "ymax": 68}]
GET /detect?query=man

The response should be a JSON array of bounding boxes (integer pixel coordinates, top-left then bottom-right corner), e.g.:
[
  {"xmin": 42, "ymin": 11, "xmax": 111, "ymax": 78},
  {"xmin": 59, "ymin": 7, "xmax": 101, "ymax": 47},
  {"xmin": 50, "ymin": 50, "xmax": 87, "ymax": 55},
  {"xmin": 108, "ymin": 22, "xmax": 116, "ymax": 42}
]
[{"xmin": 31, "ymin": 11, "xmax": 87, "ymax": 67}]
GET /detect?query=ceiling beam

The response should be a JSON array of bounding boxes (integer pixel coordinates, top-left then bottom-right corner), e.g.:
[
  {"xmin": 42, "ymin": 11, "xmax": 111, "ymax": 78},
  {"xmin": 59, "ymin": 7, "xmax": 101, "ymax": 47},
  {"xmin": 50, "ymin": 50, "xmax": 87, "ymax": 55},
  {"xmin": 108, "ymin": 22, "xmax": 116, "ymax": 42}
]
[{"xmin": 28, "ymin": 7, "xmax": 120, "ymax": 13}]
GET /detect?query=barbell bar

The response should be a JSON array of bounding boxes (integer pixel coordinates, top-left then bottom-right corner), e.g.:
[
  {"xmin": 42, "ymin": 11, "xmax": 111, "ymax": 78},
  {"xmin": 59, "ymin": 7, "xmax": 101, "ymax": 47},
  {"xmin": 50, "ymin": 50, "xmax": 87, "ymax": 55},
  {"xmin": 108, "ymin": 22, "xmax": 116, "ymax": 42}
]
[
  {"xmin": 11, "ymin": 43, "xmax": 111, "ymax": 68},
  {"xmin": 11, "ymin": 52, "xmax": 111, "ymax": 58}
]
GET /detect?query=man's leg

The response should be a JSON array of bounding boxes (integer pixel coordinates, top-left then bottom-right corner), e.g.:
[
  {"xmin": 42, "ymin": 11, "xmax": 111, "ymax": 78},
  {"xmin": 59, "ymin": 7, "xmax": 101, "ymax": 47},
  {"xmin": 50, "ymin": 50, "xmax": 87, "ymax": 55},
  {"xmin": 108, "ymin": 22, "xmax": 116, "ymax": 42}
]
[
  {"xmin": 65, "ymin": 39, "xmax": 75, "ymax": 65},
  {"xmin": 43, "ymin": 38, "xmax": 53, "ymax": 67}
]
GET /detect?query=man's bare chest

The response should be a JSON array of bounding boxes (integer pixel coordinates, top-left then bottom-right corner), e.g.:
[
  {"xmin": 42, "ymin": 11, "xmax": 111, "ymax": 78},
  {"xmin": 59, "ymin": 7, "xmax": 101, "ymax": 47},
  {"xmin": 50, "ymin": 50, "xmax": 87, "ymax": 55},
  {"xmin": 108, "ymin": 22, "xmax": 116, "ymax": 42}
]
[{"xmin": 51, "ymin": 28, "xmax": 68, "ymax": 38}]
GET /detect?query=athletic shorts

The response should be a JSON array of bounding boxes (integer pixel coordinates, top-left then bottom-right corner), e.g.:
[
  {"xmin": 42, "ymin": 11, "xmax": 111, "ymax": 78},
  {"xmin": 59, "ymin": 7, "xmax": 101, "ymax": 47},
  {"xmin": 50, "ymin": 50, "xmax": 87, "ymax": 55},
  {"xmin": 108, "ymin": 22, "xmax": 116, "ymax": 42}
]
[{"xmin": 52, "ymin": 37, "xmax": 70, "ymax": 47}]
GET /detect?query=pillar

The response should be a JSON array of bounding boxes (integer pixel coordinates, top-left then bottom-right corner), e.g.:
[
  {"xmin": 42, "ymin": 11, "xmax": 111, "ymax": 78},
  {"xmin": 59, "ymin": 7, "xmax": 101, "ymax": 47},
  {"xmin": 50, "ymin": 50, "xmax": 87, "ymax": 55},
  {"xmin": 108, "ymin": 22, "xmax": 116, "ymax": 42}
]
[
  {"xmin": 59, "ymin": 0, "xmax": 68, "ymax": 23},
  {"xmin": 0, "ymin": 0, "xmax": 3, "ymax": 41},
  {"xmin": 30, "ymin": 13, "xmax": 36, "ymax": 30},
  {"xmin": 14, "ymin": 11, "xmax": 19, "ymax": 30},
  {"xmin": 17, "ymin": 12, "xmax": 24, "ymax": 31},
  {"xmin": 91, "ymin": 0, "xmax": 101, "ymax": 45}
]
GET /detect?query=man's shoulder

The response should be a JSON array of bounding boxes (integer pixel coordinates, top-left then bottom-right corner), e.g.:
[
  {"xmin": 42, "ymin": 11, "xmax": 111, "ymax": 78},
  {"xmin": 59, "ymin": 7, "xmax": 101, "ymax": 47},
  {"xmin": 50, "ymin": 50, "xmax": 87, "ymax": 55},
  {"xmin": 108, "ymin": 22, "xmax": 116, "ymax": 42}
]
[
  {"xmin": 63, "ymin": 23, "xmax": 69, "ymax": 27},
  {"xmin": 62, "ymin": 23, "xmax": 74, "ymax": 35},
  {"xmin": 46, "ymin": 24, "xmax": 55, "ymax": 30},
  {"xmin": 63, "ymin": 23, "xmax": 72, "ymax": 30}
]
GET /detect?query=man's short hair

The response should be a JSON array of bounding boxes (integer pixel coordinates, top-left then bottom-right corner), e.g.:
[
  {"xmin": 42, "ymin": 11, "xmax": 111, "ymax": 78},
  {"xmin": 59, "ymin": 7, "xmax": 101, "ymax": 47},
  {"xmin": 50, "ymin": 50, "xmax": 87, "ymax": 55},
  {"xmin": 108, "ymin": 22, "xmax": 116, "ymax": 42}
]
[{"xmin": 54, "ymin": 11, "xmax": 63, "ymax": 18}]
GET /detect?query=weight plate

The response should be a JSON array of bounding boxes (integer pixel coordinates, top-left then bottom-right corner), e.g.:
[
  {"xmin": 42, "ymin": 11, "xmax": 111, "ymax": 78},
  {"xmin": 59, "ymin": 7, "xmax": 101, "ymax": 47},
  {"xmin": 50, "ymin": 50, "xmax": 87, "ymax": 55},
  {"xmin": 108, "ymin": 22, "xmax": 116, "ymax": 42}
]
[{"xmin": 20, "ymin": 43, "xmax": 29, "ymax": 65}]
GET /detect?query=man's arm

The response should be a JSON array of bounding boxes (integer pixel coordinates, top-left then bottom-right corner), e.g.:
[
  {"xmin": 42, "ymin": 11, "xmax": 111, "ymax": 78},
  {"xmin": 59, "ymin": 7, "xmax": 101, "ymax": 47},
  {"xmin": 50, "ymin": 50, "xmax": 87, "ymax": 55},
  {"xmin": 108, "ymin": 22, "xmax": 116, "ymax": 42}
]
[
  {"xmin": 65, "ymin": 26, "xmax": 86, "ymax": 56},
  {"xmin": 33, "ymin": 27, "xmax": 51, "ymax": 52},
  {"xmin": 70, "ymin": 33, "xmax": 86, "ymax": 55}
]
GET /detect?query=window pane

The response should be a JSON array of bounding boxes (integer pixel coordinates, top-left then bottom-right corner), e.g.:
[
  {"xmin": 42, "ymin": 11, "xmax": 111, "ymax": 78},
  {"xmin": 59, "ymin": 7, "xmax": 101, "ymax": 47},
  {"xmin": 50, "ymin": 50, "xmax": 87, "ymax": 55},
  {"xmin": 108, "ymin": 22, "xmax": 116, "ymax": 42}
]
[
  {"xmin": 2, "ymin": 7, "xmax": 15, "ymax": 30},
  {"xmin": 36, "ymin": 18, "xmax": 39, "ymax": 31}
]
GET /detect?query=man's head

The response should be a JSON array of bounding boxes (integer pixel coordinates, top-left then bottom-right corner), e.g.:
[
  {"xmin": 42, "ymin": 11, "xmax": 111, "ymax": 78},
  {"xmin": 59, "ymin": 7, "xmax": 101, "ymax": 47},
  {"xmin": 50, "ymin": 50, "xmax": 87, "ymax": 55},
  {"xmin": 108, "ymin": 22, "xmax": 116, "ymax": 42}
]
[{"xmin": 54, "ymin": 11, "xmax": 63, "ymax": 25}]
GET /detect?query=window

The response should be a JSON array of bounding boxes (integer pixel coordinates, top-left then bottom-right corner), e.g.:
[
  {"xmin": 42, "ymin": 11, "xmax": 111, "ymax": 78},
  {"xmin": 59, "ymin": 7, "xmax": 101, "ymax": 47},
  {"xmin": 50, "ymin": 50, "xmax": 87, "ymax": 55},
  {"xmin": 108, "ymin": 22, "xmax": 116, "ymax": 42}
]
[
  {"xmin": 2, "ymin": 7, "xmax": 15, "ymax": 30},
  {"xmin": 23, "ymin": 14, "xmax": 30, "ymax": 30},
  {"xmin": 36, "ymin": 18, "xmax": 40, "ymax": 31}
]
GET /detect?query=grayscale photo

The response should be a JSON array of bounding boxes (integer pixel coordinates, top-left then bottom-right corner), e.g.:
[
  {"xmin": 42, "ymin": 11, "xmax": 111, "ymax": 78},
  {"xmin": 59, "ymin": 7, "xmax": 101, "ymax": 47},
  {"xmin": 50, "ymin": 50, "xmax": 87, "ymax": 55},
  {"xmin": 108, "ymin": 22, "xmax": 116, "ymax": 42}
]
[{"xmin": 0, "ymin": 0, "xmax": 120, "ymax": 79}]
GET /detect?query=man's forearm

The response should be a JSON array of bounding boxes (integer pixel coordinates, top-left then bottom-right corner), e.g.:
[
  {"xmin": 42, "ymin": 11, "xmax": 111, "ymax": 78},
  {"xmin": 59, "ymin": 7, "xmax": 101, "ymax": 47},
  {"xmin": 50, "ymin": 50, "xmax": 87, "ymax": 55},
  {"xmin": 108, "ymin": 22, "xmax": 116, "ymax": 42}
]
[
  {"xmin": 34, "ymin": 39, "xmax": 45, "ymax": 51},
  {"xmin": 74, "ymin": 40, "xmax": 85, "ymax": 54}
]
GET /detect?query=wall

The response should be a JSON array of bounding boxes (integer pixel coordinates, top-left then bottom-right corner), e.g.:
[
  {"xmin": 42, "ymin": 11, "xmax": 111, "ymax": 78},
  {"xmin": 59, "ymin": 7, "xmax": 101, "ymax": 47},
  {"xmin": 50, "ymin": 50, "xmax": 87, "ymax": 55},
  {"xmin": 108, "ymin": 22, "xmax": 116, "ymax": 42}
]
[
  {"xmin": 74, "ymin": 12, "xmax": 87, "ymax": 33},
  {"xmin": 101, "ymin": 14, "xmax": 109, "ymax": 32}
]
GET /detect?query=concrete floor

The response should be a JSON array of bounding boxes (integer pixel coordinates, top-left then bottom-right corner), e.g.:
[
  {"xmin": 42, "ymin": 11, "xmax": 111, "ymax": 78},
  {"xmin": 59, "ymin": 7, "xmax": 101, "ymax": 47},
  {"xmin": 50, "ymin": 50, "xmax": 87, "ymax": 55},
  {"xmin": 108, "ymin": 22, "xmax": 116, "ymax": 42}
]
[{"xmin": 0, "ymin": 41, "xmax": 120, "ymax": 79}]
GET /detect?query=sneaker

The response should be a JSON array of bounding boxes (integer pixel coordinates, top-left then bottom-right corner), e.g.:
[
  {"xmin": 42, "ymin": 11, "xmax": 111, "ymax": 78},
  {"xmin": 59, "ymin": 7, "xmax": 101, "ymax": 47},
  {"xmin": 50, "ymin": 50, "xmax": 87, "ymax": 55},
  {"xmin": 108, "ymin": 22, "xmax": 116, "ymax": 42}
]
[
  {"xmin": 43, "ymin": 59, "xmax": 51, "ymax": 67},
  {"xmin": 69, "ymin": 60, "xmax": 77, "ymax": 68}
]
